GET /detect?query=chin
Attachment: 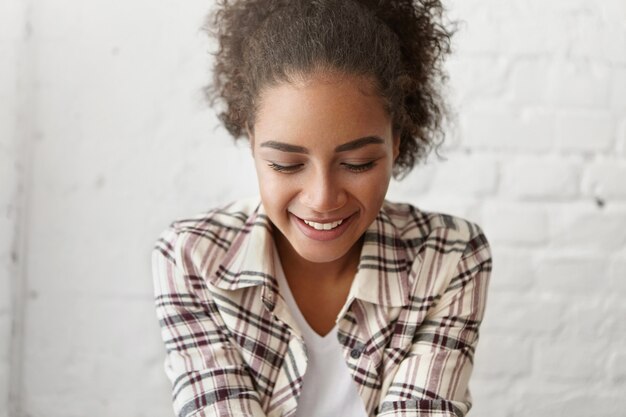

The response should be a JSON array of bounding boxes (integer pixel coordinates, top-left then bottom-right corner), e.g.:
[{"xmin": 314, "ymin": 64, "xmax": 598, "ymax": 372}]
[
  {"xmin": 291, "ymin": 234, "xmax": 360, "ymax": 264},
  {"xmin": 295, "ymin": 247, "xmax": 350, "ymax": 264}
]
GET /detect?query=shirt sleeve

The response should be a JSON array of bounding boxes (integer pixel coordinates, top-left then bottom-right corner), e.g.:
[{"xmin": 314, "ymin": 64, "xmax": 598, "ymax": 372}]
[
  {"xmin": 376, "ymin": 225, "xmax": 492, "ymax": 417},
  {"xmin": 152, "ymin": 224, "xmax": 268, "ymax": 417}
]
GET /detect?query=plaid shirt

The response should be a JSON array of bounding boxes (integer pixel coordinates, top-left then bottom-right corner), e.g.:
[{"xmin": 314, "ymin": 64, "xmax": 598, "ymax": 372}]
[{"xmin": 152, "ymin": 198, "xmax": 492, "ymax": 417}]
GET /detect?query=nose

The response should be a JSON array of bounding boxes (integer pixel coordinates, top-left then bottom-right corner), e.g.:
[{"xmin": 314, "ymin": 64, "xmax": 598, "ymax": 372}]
[{"xmin": 300, "ymin": 166, "xmax": 347, "ymax": 213}]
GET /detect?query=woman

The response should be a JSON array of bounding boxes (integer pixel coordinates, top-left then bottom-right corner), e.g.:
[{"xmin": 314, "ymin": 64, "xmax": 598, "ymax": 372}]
[{"xmin": 152, "ymin": 1, "xmax": 492, "ymax": 416}]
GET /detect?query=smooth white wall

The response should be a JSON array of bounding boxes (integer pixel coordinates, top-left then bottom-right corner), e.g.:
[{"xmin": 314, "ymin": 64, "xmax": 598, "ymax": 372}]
[{"xmin": 2, "ymin": 0, "xmax": 625, "ymax": 416}]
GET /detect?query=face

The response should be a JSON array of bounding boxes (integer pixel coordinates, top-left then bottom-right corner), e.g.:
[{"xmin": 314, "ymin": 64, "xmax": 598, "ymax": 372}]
[{"xmin": 249, "ymin": 72, "xmax": 400, "ymax": 268}]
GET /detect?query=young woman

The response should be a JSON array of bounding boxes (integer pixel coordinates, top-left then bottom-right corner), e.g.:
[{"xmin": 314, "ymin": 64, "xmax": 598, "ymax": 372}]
[{"xmin": 152, "ymin": 1, "xmax": 492, "ymax": 416}]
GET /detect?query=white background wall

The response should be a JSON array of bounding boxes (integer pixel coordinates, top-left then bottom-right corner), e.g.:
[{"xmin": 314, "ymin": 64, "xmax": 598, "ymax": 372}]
[{"xmin": 1, "ymin": 0, "xmax": 624, "ymax": 416}]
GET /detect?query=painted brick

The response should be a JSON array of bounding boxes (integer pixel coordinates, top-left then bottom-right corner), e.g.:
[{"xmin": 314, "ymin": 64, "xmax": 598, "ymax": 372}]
[
  {"xmin": 565, "ymin": 8, "xmax": 626, "ymax": 65},
  {"xmin": 534, "ymin": 255, "xmax": 608, "ymax": 294},
  {"xmin": 560, "ymin": 296, "xmax": 614, "ymax": 339},
  {"xmin": 387, "ymin": 162, "xmax": 437, "ymax": 197},
  {"xmin": 481, "ymin": 292, "xmax": 565, "ymax": 335},
  {"xmin": 597, "ymin": 1, "xmax": 626, "ymax": 65},
  {"xmin": 0, "ymin": 44, "xmax": 17, "ymax": 140},
  {"xmin": 609, "ymin": 256, "xmax": 626, "ymax": 293},
  {"xmin": 0, "ymin": 312, "xmax": 9, "ymax": 417},
  {"xmin": 546, "ymin": 60, "xmax": 611, "ymax": 108},
  {"xmin": 507, "ymin": 59, "xmax": 551, "ymax": 106},
  {"xmin": 445, "ymin": 3, "xmax": 500, "ymax": 55},
  {"xmin": 496, "ymin": 10, "xmax": 571, "ymax": 57},
  {"xmin": 605, "ymin": 303, "xmax": 626, "ymax": 339},
  {"xmin": 461, "ymin": 107, "xmax": 556, "ymax": 151},
  {"xmin": 447, "ymin": 56, "xmax": 509, "ymax": 103},
  {"xmin": 0, "ymin": 2, "xmax": 21, "ymax": 417},
  {"xmin": 0, "ymin": 0, "xmax": 24, "ymax": 41},
  {"xmin": 513, "ymin": 382, "xmax": 574, "ymax": 416},
  {"xmin": 500, "ymin": 156, "xmax": 581, "ymax": 199},
  {"xmin": 535, "ymin": 339, "xmax": 608, "ymax": 381},
  {"xmin": 610, "ymin": 68, "xmax": 626, "ymax": 113},
  {"xmin": 473, "ymin": 334, "xmax": 532, "ymax": 378},
  {"xmin": 519, "ymin": 391, "xmax": 626, "ymax": 417},
  {"xmin": 608, "ymin": 351, "xmax": 626, "ymax": 383},
  {"xmin": 619, "ymin": 120, "xmax": 626, "ymax": 156},
  {"xmin": 582, "ymin": 159, "xmax": 626, "ymax": 199},
  {"xmin": 598, "ymin": 0, "xmax": 626, "ymax": 21},
  {"xmin": 487, "ymin": 247, "xmax": 534, "ymax": 291},
  {"xmin": 556, "ymin": 110, "xmax": 615, "ymax": 152},
  {"xmin": 429, "ymin": 153, "xmax": 499, "ymax": 197},
  {"xmin": 0, "ymin": 152, "xmax": 17, "ymax": 271},
  {"xmin": 21, "ymin": 294, "xmax": 173, "ymax": 417},
  {"xmin": 482, "ymin": 202, "xmax": 549, "ymax": 245},
  {"xmin": 549, "ymin": 204, "xmax": 626, "ymax": 251},
  {"xmin": 468, "ymin": 379, "xmax": 514, "ymax": 417}
]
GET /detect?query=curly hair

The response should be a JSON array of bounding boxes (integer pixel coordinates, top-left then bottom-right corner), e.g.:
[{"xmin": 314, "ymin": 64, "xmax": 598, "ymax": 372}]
[{"xmin": 203, "ymin": 0, "xmax": 455, "ymax": 178}]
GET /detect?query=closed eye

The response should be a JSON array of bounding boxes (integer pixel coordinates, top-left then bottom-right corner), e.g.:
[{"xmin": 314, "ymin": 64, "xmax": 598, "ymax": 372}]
[
  {"xmin": 267, "ymin": 162, "xmax": 303, "ymax": 173},
  {"xmin": 342, "ymin": 161, "xmax": 376, "ymax": 173}
]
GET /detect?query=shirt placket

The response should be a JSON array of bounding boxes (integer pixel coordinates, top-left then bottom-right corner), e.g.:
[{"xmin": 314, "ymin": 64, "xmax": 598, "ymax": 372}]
[{"xmin": 262, "ymin": 283, "xmax": 308, "ymax": 417}]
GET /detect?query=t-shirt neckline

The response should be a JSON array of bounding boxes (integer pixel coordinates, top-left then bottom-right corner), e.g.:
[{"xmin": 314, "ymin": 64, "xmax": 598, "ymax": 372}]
[{"xmin": 272, "ymin": 247, "xmax": 339, "ymax": 347}]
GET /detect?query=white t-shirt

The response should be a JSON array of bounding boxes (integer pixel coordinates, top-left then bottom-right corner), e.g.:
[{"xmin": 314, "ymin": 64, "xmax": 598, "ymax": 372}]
[{"xmin": 273, "ymin": 249, "xmax": 369, "ymax": 417}]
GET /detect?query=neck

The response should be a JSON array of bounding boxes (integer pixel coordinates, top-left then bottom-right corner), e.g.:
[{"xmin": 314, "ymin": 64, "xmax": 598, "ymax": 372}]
[{"xmin": 274, "ymin": 230, "xmax": 363, "ymax": 284}]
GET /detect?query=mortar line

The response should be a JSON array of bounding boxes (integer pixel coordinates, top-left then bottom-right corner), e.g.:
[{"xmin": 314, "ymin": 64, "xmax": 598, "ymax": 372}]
[{"xmin": 9, "ymin": 1, "xmax": 36, "ymax": 415}]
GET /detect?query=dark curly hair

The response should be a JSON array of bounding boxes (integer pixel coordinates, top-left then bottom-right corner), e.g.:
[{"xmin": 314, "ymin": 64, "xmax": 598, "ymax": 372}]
[{"xmin": 203, "ymin": 0, "xmax": 455, "ymax": 178}]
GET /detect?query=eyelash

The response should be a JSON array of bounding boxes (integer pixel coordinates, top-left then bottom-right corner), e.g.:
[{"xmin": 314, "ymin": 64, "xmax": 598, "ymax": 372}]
[
  {"xmin": 267, "ymin": 161, "xmax": 376, "ymax": 173},
  {"xmin": 344, "ymin": 161, "xmax": 376, "ymax": 172},
  {"xmin": 267, "ymin": 162, "xmax": 301, "ymax": 173}
]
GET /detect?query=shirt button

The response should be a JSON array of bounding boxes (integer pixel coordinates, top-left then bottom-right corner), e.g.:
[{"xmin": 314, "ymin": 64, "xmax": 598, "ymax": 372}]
[{"xmin": 350, "ymin": 348, "xmax": 362, "ymax": 359}]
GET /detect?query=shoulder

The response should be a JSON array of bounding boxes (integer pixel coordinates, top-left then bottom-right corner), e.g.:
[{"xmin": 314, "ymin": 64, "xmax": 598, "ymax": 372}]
[
  {"xmin": 152, "ymin": 198, "xmax": 261, "ymax": 269},
  {"xmin": 381, "ymin": 199, "xmax": 491, "ymax": 260},
  {"xmin": 165, "ymin": 198, "xmax": 259, "ymax": 238}
]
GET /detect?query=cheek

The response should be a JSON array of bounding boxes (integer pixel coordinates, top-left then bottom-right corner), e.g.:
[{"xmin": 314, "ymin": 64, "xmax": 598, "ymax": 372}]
[
  {"xmin": 342, "ymin": 177, "xmax": 388, "ymax": 216},
  {"xmin": 351, "ymin": 165, "xmax": 393, "ymax": 198},
  {"xmin": 254, "ymin": 166, "xmax": 296, "ymax": 211}
]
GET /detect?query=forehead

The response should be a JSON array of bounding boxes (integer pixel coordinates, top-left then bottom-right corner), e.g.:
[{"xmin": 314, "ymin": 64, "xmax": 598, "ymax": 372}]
[{"xmin": 254, "ymin": 73, "xmax": 392, "ymax": 147}]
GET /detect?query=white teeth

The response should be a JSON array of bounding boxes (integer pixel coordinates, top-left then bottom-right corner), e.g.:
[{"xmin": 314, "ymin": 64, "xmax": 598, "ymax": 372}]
[{"xmin": 303, "ymin": 219, "xmax": 344, "ymax": 231}]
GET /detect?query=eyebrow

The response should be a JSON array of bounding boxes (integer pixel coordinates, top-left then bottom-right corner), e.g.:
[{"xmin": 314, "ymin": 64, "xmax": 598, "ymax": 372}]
[
  {"xmin": 259, "ymin": 141, "xmax": 309, "ymax": 154},
  {"xmin": 335, "ymin": 136, "xmax": 385, "ymax": 152},
  {"xmin": 259, "ymin": 136, "xmax": 385, "ymax": 154}
]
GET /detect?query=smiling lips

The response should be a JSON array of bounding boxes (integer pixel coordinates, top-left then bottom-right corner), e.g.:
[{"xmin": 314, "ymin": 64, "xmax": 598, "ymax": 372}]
[
  {"xmin": 303, "ymin": 219, "xmax": 344, "ymax": 230},
  {"xmin": 292, "ymin": 212, "xmax": 355, "ymax": 241}
]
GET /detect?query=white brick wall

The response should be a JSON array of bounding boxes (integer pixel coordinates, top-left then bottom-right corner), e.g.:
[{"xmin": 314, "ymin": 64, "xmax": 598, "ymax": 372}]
[
  {"xmin": 1, "ymin": 0, "xmax": 27, "ymax": 415},
  {"xmin": 2, "ymin": 0, "xmax": 625, "ymax": 416},
  {"xmin": 388, "ymin": 0, "xmax": 626, "ymax": 414}
]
